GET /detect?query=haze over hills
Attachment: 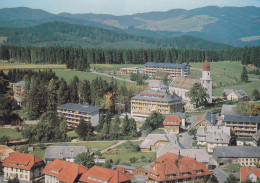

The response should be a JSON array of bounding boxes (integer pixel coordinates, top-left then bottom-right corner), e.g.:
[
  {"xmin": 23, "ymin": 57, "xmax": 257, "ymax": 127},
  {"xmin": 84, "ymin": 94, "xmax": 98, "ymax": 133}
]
[{"xmin": 0, "ymin": 6, "xmax": 259, "ymax": 47}]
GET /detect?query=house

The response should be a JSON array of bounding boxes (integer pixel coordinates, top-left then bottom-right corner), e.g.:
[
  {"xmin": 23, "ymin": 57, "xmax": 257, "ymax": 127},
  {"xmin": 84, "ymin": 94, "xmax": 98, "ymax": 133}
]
[
  {"xmin": 146, "ymin": 152, "xmax": 211, "ymax": 183},
  {"xmin": 3, "ymin": 153, "xmax": 45, "ymax": 182},
  {"xmin": 13, "ymin": 80, "xmax": 25, "ymax": 105},
  {"xmin": 114, "ymin": 167, "xmax": 134, "ymax": 179},
  {"xmin": 212, "ymin": 167, "xmax": 228, "ymax": 183},
  {"xmin": 0, "ymin": 145, "xmax": 15, "ymax": 174},
  {"xmin": 131, "ymin": 89, "xmax": 183, "ymax": 119},
  {"xmin": 144, "ymin": 62, "xmax": 190, "ymax": 79},
  {"xmin": 139, "ymin": 134, "xmax": 178, "ymax": 152},
  {"xmin": 44, "ymin": 145, "xmax": 88, "ymax": 164},
  {"xmin": 133, "ymin": 165, "xmax": 152, "ymax": 176},
  {"xmin": 195, "ymin": 111, "xmax": 216, "ymax": 128},
  {"xmin": 57, "ymin": 103, "xmax": 102, "ymax": 127},
  {"xmin": 224, "ymin": 115, "xmax": 260, "ymax": 138},
  {"xmin": 240, "ymin": 167, "xmax": 260, "ymax": 182},
  {"xmin": 112, "ymin": 165, "xmax": 137, "ymax": 174},
  {"xmin": 253, "ymin": 129, "xmax": 260, "ymax": 145},
  {"xmin": 79, "ymin": 165, "xmax": 131, "ymax": 183},
  {"xmin": 43, "ymin": 159, "xmax": 88, "ymax": 183},
  {"xmin": 212, "ymin": 146, "xmax": 260, "ymax": 167},
  {"xmin": 154, "ymin": 71, "xmax": 169, "ymax": 80},
  {"xmin": 120, "ymin": 67, "xmax": 144, "ymax": 74},
  {"xmin": 169, "ymin": 59, "xmax": 213, "ymax": 103},
  {"xmin": 222, "ymin": 89, "xmax": 249, "ymax": 101},
  {"xmin": 163, "ymin": 115, "xmax": 181, "ymax": 134},
  {"xmin": 146, "ymin": 79, "xmax": 168, "ymax": 91}
]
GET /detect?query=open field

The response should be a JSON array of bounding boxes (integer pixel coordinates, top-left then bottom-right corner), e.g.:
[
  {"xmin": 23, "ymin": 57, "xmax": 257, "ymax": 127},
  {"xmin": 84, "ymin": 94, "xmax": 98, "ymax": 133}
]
[
  {"xmin": 91, "ymin": 64, "xmax": 144, "ymax": 72},
  {"xmin": 190, "ymin": 61, "xmax": 260, "ymax": 97},
  {"xmin": 0, "ymin": 128, "xmax": 22, "ymax": 140}
]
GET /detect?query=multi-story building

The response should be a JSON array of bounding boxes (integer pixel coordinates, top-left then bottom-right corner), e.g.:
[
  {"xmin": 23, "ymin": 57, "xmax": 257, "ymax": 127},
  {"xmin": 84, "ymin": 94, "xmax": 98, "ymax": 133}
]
[
  {"xmin": 163, "ymin": 115, "xmax": 181, "ymax": 134},
  {"xmin": 120, "ymin": 67, "xmax": 145, "ymax": 74},
  {"xmin": 3, "ymin": 153, "xmax": 45, "ymax": 182},
  {"xmin": 146, "ymin": 152, "xmax": 211, "ymax": 183},
  {"xmin": 131, "ymin": 89, "xmax": 183, "ymax": 119},
  {"xmin": 13, "ymin": 80, "xmax": 25, "ymax": 105},
  {"xmin": 224, "ymin": 115, "xmax": 260, "ymax": 138},
  {"xmin": 144, "ymin": 62, "xmax": 190, "ymax": 79},
  {"xmin": 213, "ymin": 146, "xmax": 260, "ymax": 167},
  {"xmin": 43, "ymin": 159, "xmax": 88, "ymax": 183},
  {"xmin": 57, "ymin": 103, "xmax": 102, "ymax": 127}
]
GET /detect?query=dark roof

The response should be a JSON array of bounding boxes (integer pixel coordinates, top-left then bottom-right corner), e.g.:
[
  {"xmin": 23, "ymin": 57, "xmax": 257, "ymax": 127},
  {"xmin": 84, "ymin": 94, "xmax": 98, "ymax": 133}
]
[
  {"xmin": 213, "ymin": 146, "xmax": 260, "ymax": 158},
  {"xmin": 224, "ymin": 115, "xmax": 260, "ymax": 123},
  {"xmin": 57, "ymin": 103, "xmax": 102, "ymax": 113},
  {"xmin": 213, "ymin": 167, "xmax": 228, "ymax": 183},
  {"xmin": 144, "ymin": 62, "xmax": 188, "ymax": 69},
  {"xmin": 13, "ymin": 80, "xmax": 25, "ymax": 88}
]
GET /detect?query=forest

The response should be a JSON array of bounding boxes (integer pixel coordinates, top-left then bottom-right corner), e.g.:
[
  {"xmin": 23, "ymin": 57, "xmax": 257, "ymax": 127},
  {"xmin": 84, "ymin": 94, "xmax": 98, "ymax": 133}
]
[{"xmin": 0, "ymin": 45, "xmax": 260, "ymax": 69}]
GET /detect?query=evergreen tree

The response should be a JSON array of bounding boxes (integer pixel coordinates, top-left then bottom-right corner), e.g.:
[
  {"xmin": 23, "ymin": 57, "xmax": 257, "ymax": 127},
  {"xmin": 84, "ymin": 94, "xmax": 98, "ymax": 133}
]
[
  {"xmin": 241, "ymin": 66, "xmax": 249, "ymax": 83},
  {"xmin": 187, "ymin": 83, "xmax": 209, "ymax": 108},
  {"xmin": 57, "ymin": 78, "xmax": 70, "ymax": 105},
  {"xmin": 129, "ymin": 118, "xmax": 137, "ymax": 137},
  {"xmin": 79, "ymin": 79, "xmax": 91, "ymax": 104},
  {"xmin": 101, "ymin": 122, "xmax": 109, "ymax": 138},
  {"xmin": 110, "ymin": 115, "xmax": 120, "ymax": 135},
  {"xmin": 47, "ymin": 78, "xmax": 58, "ymax": 113},
  {"xmin": 75, "ymin": 118, "xmax": 92, "ymax": 140},
  {"xmin": 122, "ymin": 115, "xmax": 130, "ymax": 135},
  {"xmin": 142, "ymin": 111, "xmax": 164, "ymax": 130},
  {"xmin": 252, "ymin": 89, "xmax": 260, "ymax": 101},
  {"xmin": 69, "ymin": 76, "xmax": 79, "ymax": 103},
  {"xmin": 225, "ymin": 174, "xmax": 238, "ymax": 183}
]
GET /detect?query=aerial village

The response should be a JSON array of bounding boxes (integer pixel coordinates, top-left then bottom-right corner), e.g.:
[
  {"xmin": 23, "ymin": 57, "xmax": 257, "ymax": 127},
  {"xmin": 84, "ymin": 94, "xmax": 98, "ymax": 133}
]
[{"xmin": 0, "ymin": 59, "xmax": 259, "ymax": 183}]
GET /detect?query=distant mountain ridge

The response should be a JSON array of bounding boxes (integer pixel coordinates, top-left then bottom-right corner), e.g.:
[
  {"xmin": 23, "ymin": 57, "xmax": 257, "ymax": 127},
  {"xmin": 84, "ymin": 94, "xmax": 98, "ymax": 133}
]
[{"xmin": 0, "ymin": 6, "xmax": 259, "ymax": 47}]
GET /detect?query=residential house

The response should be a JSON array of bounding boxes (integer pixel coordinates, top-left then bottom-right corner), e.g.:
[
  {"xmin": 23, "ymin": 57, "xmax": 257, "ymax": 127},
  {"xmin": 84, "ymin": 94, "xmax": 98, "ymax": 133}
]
[
  {"xmin": 222, "ymin": 89, "xmax": 249, "ymax": 101},
  {"xmin": 144, "ymin": 62, "xmax": 190, "ymax": 79},
  {"xmin": 224, "ymin": 115, "xmax": 260, "ymax": 138},
  {"xmin": 240, "ymin": 167, "xmax": 260, "ymax": 183},
  {"xmin": 195, "ymin": 112, "xmax": 217, "ymax": 128},
  {"xmin": 57, "ymin": 103, "xmax": 102, "ymax": 127},
  {"xmin": 13, "ymin": 80, "xmax": 25, "ymax": 105},
  {"xmin": 44, "ymin": 145, "xmax": 88, "ymax": 164},
  {"xmin": 112, "ymin": 165, "xmax": 137, "ymax": 174},
  {"xmin": 43, "ymin": 159, "xmax": 88, "ymax": 183},
  {"xmin": 163, "ymin": 115, "xmax": 181, "ymax": 134},
  {"xmin": 146, "ymin": 152, "xmax": 211, "ymax": 183},
  {"xmin": 3, "ymin": 153, "xmax": 45, "ymax": 182},
  {"xmin": 139, "ymin": 134, "xmax": 178, "ymax": 152},
  {"xmin": 79, "ymin": 165, "xmax": 131, "ymax": 183},
  {"xmin": 0, "ymin": 145, "xmax": 15, "ymax": 174},
  {"xmin": 131, "ymin": 89, "xmax": 183, "ymax": 119},
  {"xmin": 133, "ymin": 165, "xmax": 152, "ymax": 176},
  {"xmin": 212, "ymin": 146, "xmax": 260, "ymax": 167}
]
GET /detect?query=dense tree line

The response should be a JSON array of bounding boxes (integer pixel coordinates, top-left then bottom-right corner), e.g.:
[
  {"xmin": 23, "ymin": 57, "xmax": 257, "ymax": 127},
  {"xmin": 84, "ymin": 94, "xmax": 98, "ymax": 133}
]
[{"xmin": 2, "ymin": 45, "xmax": 260, "ymax": 68}]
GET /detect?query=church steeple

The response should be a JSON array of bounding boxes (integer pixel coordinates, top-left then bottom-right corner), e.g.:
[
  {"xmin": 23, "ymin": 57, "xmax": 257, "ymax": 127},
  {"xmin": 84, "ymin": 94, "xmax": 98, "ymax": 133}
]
[
  {"xmin": 203, "ymin": 59, "xmax": 210, "ymax": 71},
  {"xmin": 201, "ymin": 59, "xmax": 212, "ymax": 103}
]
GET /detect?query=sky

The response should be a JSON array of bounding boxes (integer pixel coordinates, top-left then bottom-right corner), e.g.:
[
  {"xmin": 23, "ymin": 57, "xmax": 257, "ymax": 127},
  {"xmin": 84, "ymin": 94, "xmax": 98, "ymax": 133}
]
[{"xmin": 1, "ymin": 0, "xmax": 260, "ymax": 15}]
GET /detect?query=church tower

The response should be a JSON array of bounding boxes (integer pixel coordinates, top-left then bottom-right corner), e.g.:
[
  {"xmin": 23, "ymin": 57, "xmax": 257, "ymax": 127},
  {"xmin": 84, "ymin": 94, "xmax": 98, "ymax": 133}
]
[{"xmin": 201, "ymin": 59, "xmax": 212, "ymax": 103}]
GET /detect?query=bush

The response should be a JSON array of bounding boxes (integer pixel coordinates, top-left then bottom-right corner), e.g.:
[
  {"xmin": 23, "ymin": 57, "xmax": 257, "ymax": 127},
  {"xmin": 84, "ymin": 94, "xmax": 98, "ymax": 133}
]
[
  {"xmin": 0, "ymin": 135, "xmax": 10, "ymax": 145},
  {"xmin": 129, "ymin": 157, "xmax": 137, "ymax": 163}
]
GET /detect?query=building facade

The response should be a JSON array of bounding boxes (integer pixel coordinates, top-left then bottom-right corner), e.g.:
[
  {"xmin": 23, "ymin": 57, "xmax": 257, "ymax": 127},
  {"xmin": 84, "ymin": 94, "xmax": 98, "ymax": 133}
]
[
  {"xmin": 144, "ymin": 62, "xmax": 190, "ymax": 79},
  {"xmin": 223, "ymin": 89, "xmax": 249, "ymax": 101},
  {"xmin": 195, "ymin": 112, "xmax": 216, "ymax": 129},
  {"xmin": 120, "ymin": 67, "xmax": 145, "ymax": 74},
  {"xmin": 3, "ymin": 153, "xmax": 45, "ymax": 182},
  {"xmin": 57, "ymin": 103, "xmax": 102, "ymax": 127},
  {"xmin": 13, "ymin": 80, "xmax": 25, "ymax": 105},
  {"xmin": 131, "ymin": 89, "xmax": 183, "ymax": 119},
  {"xmin": 163, "ymin": 115, "xmax": 181, "ymax": 134}
]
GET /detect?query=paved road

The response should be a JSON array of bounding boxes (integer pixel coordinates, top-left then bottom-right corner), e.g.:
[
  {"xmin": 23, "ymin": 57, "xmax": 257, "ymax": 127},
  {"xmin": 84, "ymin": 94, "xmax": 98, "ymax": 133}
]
[{"xmin": 91, "ymin": 71, "xmax": 136, "ymax": 84}]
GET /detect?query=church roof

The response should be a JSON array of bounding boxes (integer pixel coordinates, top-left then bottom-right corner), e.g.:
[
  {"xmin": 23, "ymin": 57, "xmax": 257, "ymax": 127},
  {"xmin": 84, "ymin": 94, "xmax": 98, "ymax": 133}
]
[
  {"xmin": 169, "ymin": 76, "xmax": 199, "ymax": 90},
  {"xmin": 203, "ymin": 59, "xmax": 210, "ymax": 71}
]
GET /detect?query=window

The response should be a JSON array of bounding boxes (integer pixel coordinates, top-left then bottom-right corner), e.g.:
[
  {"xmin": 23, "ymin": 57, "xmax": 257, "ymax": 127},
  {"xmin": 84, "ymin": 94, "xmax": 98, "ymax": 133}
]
[{"xmin": 20, "ymin": 174, "xmax": 23, "ymax": 178}]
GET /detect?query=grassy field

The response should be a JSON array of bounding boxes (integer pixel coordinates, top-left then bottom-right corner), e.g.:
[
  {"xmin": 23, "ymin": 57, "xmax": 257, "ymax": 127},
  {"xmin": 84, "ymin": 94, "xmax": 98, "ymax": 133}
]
[
  {"xmin": 222, "ymin": 164, "xmax": 241, "ymax": 173},
  {"xmin": 91, "ymin": 64, "xmax": 144, "ymax": 71},
  {"xmin": 190, "ymin": 61, "xmax": 260, "ymax": 97},
  {"xmin": 0, "ymin": 128, "xmax": 23, "ymax": 140}
]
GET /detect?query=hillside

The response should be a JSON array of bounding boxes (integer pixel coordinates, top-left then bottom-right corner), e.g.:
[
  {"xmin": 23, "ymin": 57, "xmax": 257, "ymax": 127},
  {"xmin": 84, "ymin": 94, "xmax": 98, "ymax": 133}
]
[
  {"xmin": 0, "ymin": 22, "xmax": 231, "ymax": 49},
  {"xmin": 0, "ymin": 6, "xmax": 259, "ymax": 47}
]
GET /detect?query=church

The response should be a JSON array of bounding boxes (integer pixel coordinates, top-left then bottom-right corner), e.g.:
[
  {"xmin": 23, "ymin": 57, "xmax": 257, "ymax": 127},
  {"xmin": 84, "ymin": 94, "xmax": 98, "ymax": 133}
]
[{"xmin": 169, "ymin": 59, "xmax": 213, "ymax": 103}]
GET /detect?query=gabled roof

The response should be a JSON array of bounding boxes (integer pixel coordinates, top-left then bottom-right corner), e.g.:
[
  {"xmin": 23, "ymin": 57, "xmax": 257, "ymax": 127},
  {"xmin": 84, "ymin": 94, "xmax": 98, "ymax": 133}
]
[
  {"xmin": 0, "ymin": 145, "xmax": 15, "ymax": 162},
  {"xmin": 44, "ymin": 145, "xmax": 88, "ymax": 160},
  {"xmin": 206, "ymin": 132, "xmax": 230, "ymax": 144},
  {"xmin": 253, "ymin": 129, "xmax": 260, "ymax": 141},
  {"xmin": 57, "ymin": 103, "xmax": 102, "ymax": 114},
  {"xmin": 240, "ymin": 167, "xmax": 260, "ymax": 182},
  {"xmin": 43, "ymin": 159, "xmax": 88, "ymax": 183},
  {"xmin": 223, "ymin": 115, "xmax": 260, "ymax": 123},
  {"xmin": 139, "ymin": 134, "xmax": 178, "ymax": 149},
  {"xmin": 213, "ymin": 146, "xmax": 260, "ymax": 158},
  {"xmin": 80, "ymin": 165, "xmax": 130, "ymax": 183},
  {"xmin": 213, "ymin": 167, "xmax": 228, "ymax": 183},
  {"xmin": 169, "ymin": 75, "xmax": 199, "ymax": 90},
  {"xmin": 147, "ymin": 152, "xmax": 211, "ymax": 182},
  {"xmin": 163, "ymin": 115, "xmax": 181, "ymax": 126},
  {"xmin": 196, "ymin": 112, "xmax": 216, "ymax": 126},
  {"xmin": 223, "ymin": 89, "xmax": 248, "ymax": 99},
  {"xmin": 2, "ymin": 153, "xmax": 44, "ymax": 170},
  {"xmin": 147, "ymin": 80, "xmax": 167, "ymax": 90},
  {"xmin": 144, "ymin": 62, "xmax": 188, "ymax": 69},
  {"xmin": 115, "ymin": 167, "xmax": 134, "ymax": 179},
  {"xmin": 197, "ymin": 126, "xmax": 230, "ymax": 137}
]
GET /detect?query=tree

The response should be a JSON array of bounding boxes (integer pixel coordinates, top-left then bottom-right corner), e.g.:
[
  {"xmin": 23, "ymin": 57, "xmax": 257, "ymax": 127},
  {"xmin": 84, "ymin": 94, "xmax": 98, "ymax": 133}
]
[
  {"xmin": 142, "ymin": 111, "xmax": 164, "ymax": 130},
  {"xmin": 57, "ymin": 78, "xmax": 70, "ymax": 105},
  {"xmin": 248, "ymin": 104, "xmax": 260, "ymax": 116},
  {"xmin": 0, "ymin": 135, "xmax": 10, "ymax": 145},
  {"xmin": 241, "ymin": 67, "xmax": 249, "ymax": 83},
  {"xmin": 129, "ymin": 118, "xmax": 137, "ymax": 137},
  {"xmin": 110, "ymin": 115, "xmax": 120, "ymax": 135},
  {"xmin": 101, "ymin": 122, "xmax": 110, "ymax": 138},
  {"xmin": 233, "ymin": 102, "xmax": 250, "ymax": 116},
  {"xmin": 122, "ymin": 115, "xmax": 130, "ymax": 135},
  {"xmin": 187, "ymin": 83, "xmax": 209, "ymax": 108},
  {"xmin": 7, "ymin": 174, "xmax": 20, "ymax": 183},
  {"xmin": 75, "ymin": 118, "xmax": 93, "ymax": 140},
  {"xmin": 74, "ymin": 152, "xmax": 95, "ymax": 168},
  {"xmin": 252, "ymin": 89, "xmax": 260, "ymax": 101},
  {"xmin": 229, "ymin": 130, "xmax": 237, "ymax": 146},
  {"xmin": 242, "ymin": 179, "xmax": 253, "ymax": 183},
  {"xmin": 47, "ymin": 78, "xmax": 58, "ymax": 113},
  {"xmin": 225, "ymin": 174, "xmax": 238, "ymax": 183}
]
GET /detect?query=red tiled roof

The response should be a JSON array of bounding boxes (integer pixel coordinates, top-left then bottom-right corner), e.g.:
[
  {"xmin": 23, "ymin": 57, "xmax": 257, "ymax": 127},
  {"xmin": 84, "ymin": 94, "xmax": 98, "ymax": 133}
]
[
  {"xmin": 203, "ymin": 59, "xmax": 210, "ymax": 71},
  {"xmin": 80, "ymin": 165, "xmax": 130, "ymax": 183},
  {"xmin": 240, "ymin": 167, "xmax": 260, "ymax": 182},
  {"xmin": 147, "ymin": 152, "xmax": 211, "ymax": 182},
  {"xmin": 115, "ymin": 167, "xmax": 134, "ymax": 178},
  {"xmin": 2, "ymin": 153, "xmax": 44, "ymax": 171},
  {"xmin": 196, "ymin": 112, "xmax": 207, "ymax": 124},
  {"xmin": 140, "ymin": 93, "xmax": 164, "ymax": 97},
  {"xmin": 163, "ymin": 115, "xmax": 181, "ymax": 126},
  {"xmin": 43, "ymin": 159, "xmax": 88, "ymax": 183}
]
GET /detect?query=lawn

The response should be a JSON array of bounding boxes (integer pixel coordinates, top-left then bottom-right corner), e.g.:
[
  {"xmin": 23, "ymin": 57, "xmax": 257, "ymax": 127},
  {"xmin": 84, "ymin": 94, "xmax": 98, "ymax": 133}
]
[
  {"xmin": 0, "ymin": 128, "xmax": 23, "ymax": 140},
  {"xmin": 67, "ymin": 130, "xmax": 78, "ymax": 139},
  {"xmin": 151, "ymin": 128, "xmax": 165, "ymax": 134},
  {"xmin": 222, "ymin": 164, "xmax": 241, "ymax": 173}
]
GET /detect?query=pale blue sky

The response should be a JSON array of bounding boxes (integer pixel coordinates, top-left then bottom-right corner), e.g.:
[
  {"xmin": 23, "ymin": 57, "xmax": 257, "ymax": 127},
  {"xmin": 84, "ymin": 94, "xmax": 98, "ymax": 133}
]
[{"xmin": 1, "ymin": 0, "xmax": 260, "ymax": 15}]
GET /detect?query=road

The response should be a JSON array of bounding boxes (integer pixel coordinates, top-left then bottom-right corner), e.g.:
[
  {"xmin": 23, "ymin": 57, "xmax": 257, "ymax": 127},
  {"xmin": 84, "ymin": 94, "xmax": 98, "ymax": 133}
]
[
  {"xmin": 100, "ymin": 140, "xmax": 126, "ymax": 154},
  {"xmin": 91, "ymin": 71, "xmax": 136, "ymax": 84}
]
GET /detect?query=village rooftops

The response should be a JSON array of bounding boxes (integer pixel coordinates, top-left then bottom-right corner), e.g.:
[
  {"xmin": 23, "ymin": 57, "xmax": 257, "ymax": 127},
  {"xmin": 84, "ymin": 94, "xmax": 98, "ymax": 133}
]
[
  {"xmin": 139, "ymin": 134, "xmax": 178, "ymax": 149},
  {"xmin": 240, "ymin": 167, "xmax": 260, "ymax": 182},
  {"xmin": 213, "ymin": 167, "xmax": 228, "ymax": 183},
  {"xmin": 196, "ymin": 111, "xmax": 216, "ymax": 126},
  {"xmin": 213, "ymin": 146, "xmax": 260, "ymax": 158},
  {"xmin": 144, "ymin": 62, "xmax": 189, "ymax": 69},
  {"xmin": 169, "ymin": 75, "xmax": 199, "ymax": 90},
  {"xmin": 163, "ymin": 115, "xmax": 181, "ymax": 126},
  {"xmin": 223, "ymin": 89, "xmax": 249, "ymax": 99},
  {"xmin": 132, "ymin": 89, "xmax": 181, "ymax": 103},
  {"xmin": 44, "ymin": 145, "xmax": 88, "ymax": 161},
  {"xmin": 0, "ymin": 145, "xmax": 15, "ymax": 162},
  {"xmin": 197, "ymin": 126, "xmax": 231, "ymax": 137},
  {"xmin": 13, "ymin": 80, "xmax": 25, "ymax": 88},
  {"xmin": 57, "ymin": 103, "xmax": 102, "ymax": 114},
  {"xmin": 206, "ymin": 132, "xmax": 230, "ymax": 144},
  {"xmin": 224, "ymin": 115, "xmax": 260, "ymax": 123}
]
